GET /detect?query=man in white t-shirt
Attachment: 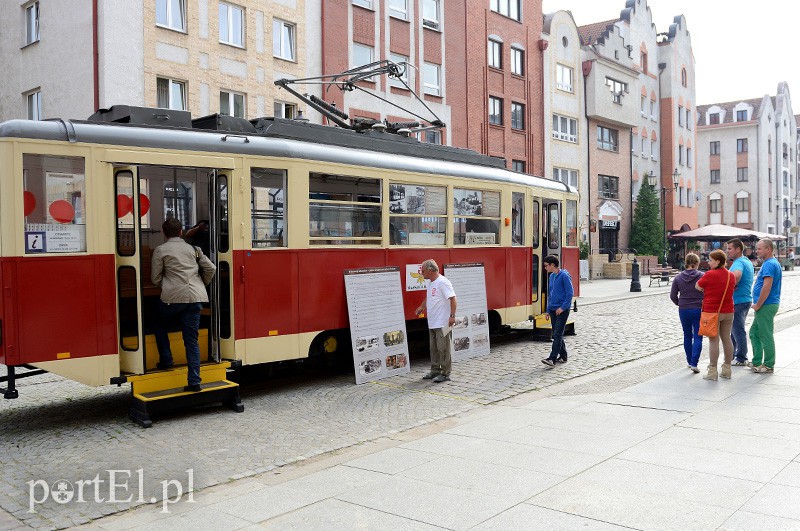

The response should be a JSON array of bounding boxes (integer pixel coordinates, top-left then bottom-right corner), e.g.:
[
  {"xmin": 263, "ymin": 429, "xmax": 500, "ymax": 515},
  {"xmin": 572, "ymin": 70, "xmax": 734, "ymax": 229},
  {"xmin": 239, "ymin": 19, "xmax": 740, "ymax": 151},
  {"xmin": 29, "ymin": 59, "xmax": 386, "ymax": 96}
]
[{"xmin": 415, "ymin": 259, "xmax": 457, "ymax": 383}]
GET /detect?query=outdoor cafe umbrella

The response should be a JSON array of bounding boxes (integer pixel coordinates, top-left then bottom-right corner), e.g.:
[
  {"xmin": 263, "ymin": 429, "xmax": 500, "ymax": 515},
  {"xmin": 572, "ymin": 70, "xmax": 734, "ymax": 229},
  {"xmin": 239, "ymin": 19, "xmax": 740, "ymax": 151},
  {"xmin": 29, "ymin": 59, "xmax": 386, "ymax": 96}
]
[{"xmin": 668, "ymin": 224, "xmax": 786, "ymax": 242}]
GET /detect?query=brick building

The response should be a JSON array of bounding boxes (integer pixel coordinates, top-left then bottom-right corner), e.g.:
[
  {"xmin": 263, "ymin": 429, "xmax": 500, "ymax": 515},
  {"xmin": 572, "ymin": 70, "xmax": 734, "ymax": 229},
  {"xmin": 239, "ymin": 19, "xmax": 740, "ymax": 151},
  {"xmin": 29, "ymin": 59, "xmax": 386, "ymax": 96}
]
[
  {"xmin": 697, "ymin": 82, "xmax": 798, "ymax": 250},
  {"xmin": 0, "ymin": 0, "xmax": 308, "ymax": 121}
]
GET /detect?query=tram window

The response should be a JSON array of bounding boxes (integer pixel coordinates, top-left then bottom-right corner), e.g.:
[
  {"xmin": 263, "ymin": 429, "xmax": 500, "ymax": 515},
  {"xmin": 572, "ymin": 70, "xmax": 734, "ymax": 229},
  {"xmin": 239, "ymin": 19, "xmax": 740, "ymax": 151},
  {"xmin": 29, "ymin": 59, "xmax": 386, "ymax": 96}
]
[
  {"xmin": 453, "ymin": 188, "xmax": 500, "ymax": 245},
  {"xmin": 512, "ymin": 192, "xmax": 524, "ymax": 246},
  {"xmin": 532, "ymin": 200, "xmax": 540, "ymax": 248},
  {"xmin": 163, "ymin": 180, "xmax": 194, "ymax": 229},
  {"xmin": 251, "ymin": 168, "xmax": 286, "ymax": 248},
  {"xmin": 389, "ymin": 183, "xmax": 446, "ymax": 245},
  {"xmin": 218, "ymin": 175, "xmax": 229, "ymax": 253},
  {"xmin": 547, "ymin": 203, "xmax": 560, "ymax": 249},
  {"xmin": 117, "ymin": 266, "xmax": 140, "ymax": 351},
  {"xmin": 309, "ymin": 173, "xmax": 381, "ymax": 245},
  {"xmin": 23, "ymin": 154, "xmax": 87, "ymax": 254},
  {"xmin": 566, "ymin": 200, "xmax": 577, "ymax": 246}
]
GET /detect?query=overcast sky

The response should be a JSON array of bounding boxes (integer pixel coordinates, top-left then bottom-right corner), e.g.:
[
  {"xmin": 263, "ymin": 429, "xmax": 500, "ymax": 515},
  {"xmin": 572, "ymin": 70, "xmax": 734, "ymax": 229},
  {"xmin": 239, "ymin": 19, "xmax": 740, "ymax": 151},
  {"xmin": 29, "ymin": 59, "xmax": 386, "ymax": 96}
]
[{"xmin": 541, "ymin": 0, "xmax": 799, "ymax": 107}]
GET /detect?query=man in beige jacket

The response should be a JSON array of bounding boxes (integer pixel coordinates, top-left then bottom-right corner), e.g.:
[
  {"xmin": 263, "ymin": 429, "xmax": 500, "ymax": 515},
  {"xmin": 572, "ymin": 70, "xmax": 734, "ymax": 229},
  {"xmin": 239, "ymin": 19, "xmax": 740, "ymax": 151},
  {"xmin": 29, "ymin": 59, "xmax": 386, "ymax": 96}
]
[{"xmin": 151, "ymin": 217, "xmax": 216, "ymax": 391}]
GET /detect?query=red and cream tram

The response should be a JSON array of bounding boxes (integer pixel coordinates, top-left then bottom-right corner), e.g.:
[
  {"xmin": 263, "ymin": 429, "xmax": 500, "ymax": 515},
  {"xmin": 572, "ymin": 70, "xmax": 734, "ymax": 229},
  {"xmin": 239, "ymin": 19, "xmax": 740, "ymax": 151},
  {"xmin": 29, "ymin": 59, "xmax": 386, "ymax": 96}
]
[{"xmin": 0, "ymin": 107, "xmax": 579, "ymax": 424}]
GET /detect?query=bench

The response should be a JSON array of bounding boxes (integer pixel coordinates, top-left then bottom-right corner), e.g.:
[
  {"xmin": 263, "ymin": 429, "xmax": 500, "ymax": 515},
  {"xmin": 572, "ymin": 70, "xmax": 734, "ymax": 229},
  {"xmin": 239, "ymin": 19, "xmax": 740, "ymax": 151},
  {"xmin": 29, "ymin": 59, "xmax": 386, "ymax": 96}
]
[{"xmin": 648, "ymin": 268, "xmax": 680, "ymax": 287}]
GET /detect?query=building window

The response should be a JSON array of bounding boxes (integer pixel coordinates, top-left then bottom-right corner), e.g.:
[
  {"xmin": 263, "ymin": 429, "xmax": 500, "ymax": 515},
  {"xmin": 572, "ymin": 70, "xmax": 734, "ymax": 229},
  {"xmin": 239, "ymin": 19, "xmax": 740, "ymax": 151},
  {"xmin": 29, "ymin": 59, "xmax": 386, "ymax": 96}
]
[
  {"xmin": 597, "ymin": 126, "xmax": 618, "ymax": 152},
  {"xmin": 422, "ymin": 0, "xmax": 440, "ymax": 29},
  {"xmin": 422, "ymin": 62, "xmax": 441, "ymax": 96},
  {"xmin": 273, "ymin": 19, "xmax": 296, "ymax": 61},
  {"xmin": 512, "ymin": 160, "xmax": 525, "ymax": 173},
  {"xmin": 511, "ymin": 102, "xmax": 524, "ymax": 130},
  {"xmin": 220, "ymin": 91, "xmax": 245, "ymax": 118},
  {"xmin": 736, "ymin": 109, "xmax": 747, "ymax": 122},
  {"xmin": 737, "ymin": 197, "xmax": 748, "ymax": 212},
  {"xmin": 710, "ymin": 141, "xmax": 720, "ymax": 155},
  {"xmin": 26, "ymin": 90, "xmax": 42, "ymax": 120},
  {"xmin": 688, "ymin": 188, "xmax": 694, "ymax": 207},
  {"xmin": 352, "ymin": 43, "xmax": 373, "ymax": 68},
  {"xmin": 605, "ymin": 78, "xmax": 627, "ymax": 104},
  {"xmin": 709, "ymin": 113, "xmax": 720, "ymax": 125},
  {"xmin": 219, "ymin": 3, "xmax": 244, "ymax": 47},
  {"xmin": 710, "ymin": 198, "xmax": 721, "ymax": 213},
  {"xmin": 737, "ymin": 167, "xmax": 748, "ymax": 182},
  {"xmin": 650, "ymin": 100, "xmax": 657, "ymax": 119},
  {"xmin": 681, "ymin": 68, "xmax": 687, "ymax": 87},
  {"xmin": 599, "ymin": 175, "xmax": 619, "ymax": 199},
  {"xmin": 641, "ymin": 95, "xmax": 647, "ymax": 116},
  {"xmin": 769, "ymin": 168, "xmax": 772, "ymax": 183},
  {"xmin": 641, "ymin": 137, "xmax": 647, "ymax": 157},
  {"xmin": 388, "ymin": 0, "xmax": 407, "ymax": 19},
  {"xmin": 489, "ymin": 97, "xmax": 503, "ymax": 125},
  {"xmin": 156, "ymin": 77, "xmax": 186, "ymax": 110},
  {"xmin": 710, "ymin": 170, "xmax": 720, "ymax": 184},
  {"xmin": 679, "ymin": 145, "xmax": 684, "ymax": 165},
  {"xmin": 640, "ymin": 51, "xmax": 647, "ymax": 73},
  {"xmin": 488, "ymin": 39, "xmax": 502, "ymax": 69},
  {"xmin": 553, "ymin": 168, "xmax": 578, "ymax": 187},
  {"xmin": 768, "ymin": 139, "xmax": 772, "ymax": 154},
  {"xmin": 156, "ymin": 0, "xmax": 186, "ymax": 32},
  {"xmin": 511, "ymin": 47, "xmax": 524, "ymax": 76},
  {"xmin": 389, "ymin": 53, "xmax": 410, "ymax": 87},
  {"xmin": 687, "ymin": 148, "xmax": 692, "ymax": 168},
  {"xmin": 352, "ymin": 0, "xmax": 373, "ymax": 8},
  {"xmin": 552, "ymin": 114, "xmax": 577, "ymax": 143},
  {"xmin": 557, "ymin": 64, "xmax": 573, "ymax": 92},
  {"xmin": 686, "ymin": 110, "xmax": 692, "ymax": 130},
  {"xmin": 420, "ymin": 130, "xmax": 441, "ymax": 144},
  {"xmin": 24, "ymin": 1, "xmax": 40, "ymax": 45},
  {"xmin": 490, "ymin": 0, "xmax": 521, "ymax": 21},
  {"xmin": 678, "ymin": 105, "xmax": 684, "ymax": 127},
  {"xmin": 651, "ymin": 139, "xmax": 657, "ymax": 160},
  {"xmin": 274, "ymin": 101, "xmax": 296, "ymax": 119},
  {"xmin": 737, "ymin": 138, "xmax": 748, "ymax": 153}
]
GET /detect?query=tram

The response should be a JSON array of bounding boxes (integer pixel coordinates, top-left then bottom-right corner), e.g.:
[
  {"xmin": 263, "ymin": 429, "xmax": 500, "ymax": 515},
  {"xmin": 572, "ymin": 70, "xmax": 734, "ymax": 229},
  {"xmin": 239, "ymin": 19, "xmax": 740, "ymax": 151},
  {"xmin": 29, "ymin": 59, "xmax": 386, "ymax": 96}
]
[{"xmin": 0, "ymin": 106, "xmax": 579, "ymax": 422}]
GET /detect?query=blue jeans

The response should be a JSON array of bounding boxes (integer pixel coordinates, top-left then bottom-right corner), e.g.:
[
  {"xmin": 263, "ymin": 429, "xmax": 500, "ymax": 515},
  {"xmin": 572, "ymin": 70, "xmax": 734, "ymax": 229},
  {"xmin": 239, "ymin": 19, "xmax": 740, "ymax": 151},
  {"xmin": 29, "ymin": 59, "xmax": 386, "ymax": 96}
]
[
  {"xmin": 153, "ymin": 301, "xmax": 202, "ymax": 386},
  {"xmin": 731, "ymin": 302, "xmax": 751, "ymax": 362},
  {"xmin": 547, "ymin": 309, "xmax": 570, "ymax": 361},
  {"xmin": 678, "ymin": 308, "xmax": 703, "ymax": 367}
]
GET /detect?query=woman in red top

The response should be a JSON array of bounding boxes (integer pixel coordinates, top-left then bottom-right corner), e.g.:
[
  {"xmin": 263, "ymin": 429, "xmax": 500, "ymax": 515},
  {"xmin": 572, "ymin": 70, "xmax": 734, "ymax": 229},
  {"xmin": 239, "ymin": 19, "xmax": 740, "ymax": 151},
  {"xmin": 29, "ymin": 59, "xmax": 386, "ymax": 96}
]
[{"xmin": 695, "ymin": 249, "xmax": 735, "ymax": 380}]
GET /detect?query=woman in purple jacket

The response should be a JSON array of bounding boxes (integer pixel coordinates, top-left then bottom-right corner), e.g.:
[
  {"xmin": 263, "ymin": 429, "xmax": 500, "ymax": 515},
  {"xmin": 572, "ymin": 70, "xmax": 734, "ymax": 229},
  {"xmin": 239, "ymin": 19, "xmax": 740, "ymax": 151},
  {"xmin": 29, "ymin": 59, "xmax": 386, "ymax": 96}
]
[{"xmin": 670, "ymin": 253, "xmax": 705, "ymax": 373}]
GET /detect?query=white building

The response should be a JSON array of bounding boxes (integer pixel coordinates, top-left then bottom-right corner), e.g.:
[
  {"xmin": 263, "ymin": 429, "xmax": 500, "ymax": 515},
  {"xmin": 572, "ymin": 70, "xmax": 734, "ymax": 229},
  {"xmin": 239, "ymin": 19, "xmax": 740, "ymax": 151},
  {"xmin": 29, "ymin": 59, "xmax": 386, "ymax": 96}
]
[{"xmin": 696, "ymin": 82, "xmax": 798, "ymax": 249}]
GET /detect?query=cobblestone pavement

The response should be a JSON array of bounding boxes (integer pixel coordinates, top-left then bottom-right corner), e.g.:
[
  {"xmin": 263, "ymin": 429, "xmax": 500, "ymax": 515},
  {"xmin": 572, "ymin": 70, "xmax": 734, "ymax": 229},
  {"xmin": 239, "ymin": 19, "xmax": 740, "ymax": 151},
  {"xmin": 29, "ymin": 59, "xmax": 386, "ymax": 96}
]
[{"xmin": 2, "ymin": 273, "xmax": 799, "ymax": 529}]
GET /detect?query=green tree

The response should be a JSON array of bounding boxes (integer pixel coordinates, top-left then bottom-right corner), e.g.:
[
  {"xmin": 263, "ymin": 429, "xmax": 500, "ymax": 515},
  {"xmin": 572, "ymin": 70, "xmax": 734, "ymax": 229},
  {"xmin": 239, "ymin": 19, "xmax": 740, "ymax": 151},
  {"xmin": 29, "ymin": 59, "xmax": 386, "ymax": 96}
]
[{"xmin": 629, "ymin": 181, "xmax": 663, "ymax": 257}]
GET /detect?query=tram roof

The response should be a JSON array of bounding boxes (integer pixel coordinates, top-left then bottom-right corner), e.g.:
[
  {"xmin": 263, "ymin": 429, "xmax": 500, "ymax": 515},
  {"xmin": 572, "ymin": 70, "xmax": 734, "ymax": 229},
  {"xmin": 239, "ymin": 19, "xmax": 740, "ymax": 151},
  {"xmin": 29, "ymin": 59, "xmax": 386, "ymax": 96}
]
[{"xmin": 0, "ymin": 118, "xmax": 574, "ymax": 195}]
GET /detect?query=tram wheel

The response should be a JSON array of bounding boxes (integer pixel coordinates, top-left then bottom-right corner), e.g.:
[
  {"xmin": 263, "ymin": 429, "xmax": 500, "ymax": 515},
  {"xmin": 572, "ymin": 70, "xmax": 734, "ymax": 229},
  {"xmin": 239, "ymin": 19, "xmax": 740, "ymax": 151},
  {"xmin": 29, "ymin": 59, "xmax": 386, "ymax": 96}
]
[{"xmin": 310, "ymin": 330, "xmax": 352, "ymax": 372}]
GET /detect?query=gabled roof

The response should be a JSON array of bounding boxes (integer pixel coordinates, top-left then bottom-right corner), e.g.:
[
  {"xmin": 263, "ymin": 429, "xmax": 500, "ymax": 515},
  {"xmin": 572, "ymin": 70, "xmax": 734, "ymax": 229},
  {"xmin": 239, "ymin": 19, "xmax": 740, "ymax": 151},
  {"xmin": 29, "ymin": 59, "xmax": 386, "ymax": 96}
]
[
  {"xmin": 696, "ymin": 97, "xmax": 766, "ymax": 126},
  {"xmin": 577, "ymin": 19, "xmax": 618, "ymax": 46}
]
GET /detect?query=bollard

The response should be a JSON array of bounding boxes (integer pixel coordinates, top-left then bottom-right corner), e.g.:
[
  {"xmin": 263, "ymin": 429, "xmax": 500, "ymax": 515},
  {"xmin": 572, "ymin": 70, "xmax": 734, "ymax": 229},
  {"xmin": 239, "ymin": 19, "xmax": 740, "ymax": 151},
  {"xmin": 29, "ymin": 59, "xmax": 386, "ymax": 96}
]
[{"xmin": 630, "ymin": 257, "xmax": 641, "ymax": 292}]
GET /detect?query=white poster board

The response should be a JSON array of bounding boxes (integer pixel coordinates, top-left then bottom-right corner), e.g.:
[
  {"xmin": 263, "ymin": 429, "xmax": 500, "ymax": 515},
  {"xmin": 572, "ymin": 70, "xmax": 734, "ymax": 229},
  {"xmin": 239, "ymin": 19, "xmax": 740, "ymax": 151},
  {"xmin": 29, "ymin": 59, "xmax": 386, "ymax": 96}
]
[
  {"xmin": 442, "ymin": 263, "xmax": 491, "ymax": 361},
  {"xmin": 344, "ymin": 267, "xmax": 411, "ymax": 384}
]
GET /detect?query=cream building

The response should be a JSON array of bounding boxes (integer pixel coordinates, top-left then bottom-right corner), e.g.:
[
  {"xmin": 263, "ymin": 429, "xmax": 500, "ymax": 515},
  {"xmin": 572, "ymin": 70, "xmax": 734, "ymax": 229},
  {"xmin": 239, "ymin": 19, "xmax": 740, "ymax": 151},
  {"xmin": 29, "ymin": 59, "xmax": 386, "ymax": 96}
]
[
  {"xmin": 697, "ymin": 82, "xmax": 798, "ymax": 249},
  {"xmin": 542, "ymin": 10, "xmax": 587, "ymax": 247},
  {"xmin": 0, "ymin": 0, "xmax": 307, "ymax": 122}
]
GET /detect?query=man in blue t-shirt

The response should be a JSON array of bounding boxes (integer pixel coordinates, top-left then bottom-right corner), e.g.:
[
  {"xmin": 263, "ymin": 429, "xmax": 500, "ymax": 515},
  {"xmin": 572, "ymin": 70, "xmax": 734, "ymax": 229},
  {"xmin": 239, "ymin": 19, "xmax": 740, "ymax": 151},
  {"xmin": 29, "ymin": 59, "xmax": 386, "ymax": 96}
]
[
  {"xmin": 541, "ymin": 255, "xmax": 574, "ymax": 368},
  {"xmin": 726, "ymin": 238, "xmax": 754, "ymax": 365},
  {"xmin": 750, "ymin": 238, "xmax": 782, "ymax": 373}
]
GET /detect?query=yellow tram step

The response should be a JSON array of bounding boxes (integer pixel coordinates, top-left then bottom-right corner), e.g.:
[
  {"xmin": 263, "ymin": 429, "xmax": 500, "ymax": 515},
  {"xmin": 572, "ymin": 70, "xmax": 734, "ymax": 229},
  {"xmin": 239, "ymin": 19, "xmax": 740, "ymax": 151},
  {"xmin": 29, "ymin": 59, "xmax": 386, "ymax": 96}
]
[
  {"xmin": 133, "ymin": 380, "xmax": 238, "ymax": 402},
  {"xmin": 128, "ymin": 361, "xmax": 231, "ymax": 395}
]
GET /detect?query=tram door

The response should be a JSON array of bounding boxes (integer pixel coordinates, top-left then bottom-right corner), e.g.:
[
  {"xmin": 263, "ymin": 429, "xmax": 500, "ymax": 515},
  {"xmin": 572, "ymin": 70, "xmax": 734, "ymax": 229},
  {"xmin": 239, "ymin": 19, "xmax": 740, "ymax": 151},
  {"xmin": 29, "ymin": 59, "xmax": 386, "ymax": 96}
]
[
  {"xmin": 541, "ymin": 200, "xmax": 562, "ymax": 312},
  {"xmin": 115, "ymin": 165, "xmax": 226, "ymax": 374}
]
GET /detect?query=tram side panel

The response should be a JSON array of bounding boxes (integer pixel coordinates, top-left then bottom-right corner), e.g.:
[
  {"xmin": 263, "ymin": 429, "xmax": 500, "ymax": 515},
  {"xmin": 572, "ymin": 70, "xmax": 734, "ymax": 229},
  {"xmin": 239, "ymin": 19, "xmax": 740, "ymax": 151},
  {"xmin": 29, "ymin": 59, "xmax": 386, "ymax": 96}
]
[{"xmin": 3, "ymin": 255, "xmax": 117, "ymax": 367}]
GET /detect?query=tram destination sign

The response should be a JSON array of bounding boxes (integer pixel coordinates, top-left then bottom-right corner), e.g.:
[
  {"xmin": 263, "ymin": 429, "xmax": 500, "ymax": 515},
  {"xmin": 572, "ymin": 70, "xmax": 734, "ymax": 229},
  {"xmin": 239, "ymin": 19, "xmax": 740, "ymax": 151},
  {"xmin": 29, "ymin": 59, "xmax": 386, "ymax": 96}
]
[{"xmin": 344, "ymin": 266, "xmax": 411, "ymax": 384}]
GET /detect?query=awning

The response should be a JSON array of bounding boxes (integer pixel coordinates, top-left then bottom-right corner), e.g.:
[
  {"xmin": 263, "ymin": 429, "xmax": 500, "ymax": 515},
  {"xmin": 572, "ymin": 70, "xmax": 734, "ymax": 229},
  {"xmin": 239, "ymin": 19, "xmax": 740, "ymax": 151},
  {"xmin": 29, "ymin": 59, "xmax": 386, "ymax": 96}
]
[{"xmin": 669, "ymin": 224, "xmax": 787, "ymax": 241}]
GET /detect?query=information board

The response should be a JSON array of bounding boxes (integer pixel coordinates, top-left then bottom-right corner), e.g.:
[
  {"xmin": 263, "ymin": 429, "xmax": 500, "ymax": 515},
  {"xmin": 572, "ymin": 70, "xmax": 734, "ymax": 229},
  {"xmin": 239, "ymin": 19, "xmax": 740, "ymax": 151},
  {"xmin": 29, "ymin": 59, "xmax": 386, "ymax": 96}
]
[
  {"xmin": 344, "ymin": 267, "xmax": 411, "ymax": 384},
  {"xmin": 442, "ymin": 263, "xmax": 491, "ymax": 361}
]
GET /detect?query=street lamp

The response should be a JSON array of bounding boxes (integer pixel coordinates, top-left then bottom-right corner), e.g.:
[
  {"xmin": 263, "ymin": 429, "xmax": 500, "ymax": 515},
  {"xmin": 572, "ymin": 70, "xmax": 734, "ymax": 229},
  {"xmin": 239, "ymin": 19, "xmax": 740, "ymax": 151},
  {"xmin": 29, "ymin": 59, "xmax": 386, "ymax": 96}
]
[{"xmin": 648, "ymin": 168, "xmax": 680, "ymax": 267}]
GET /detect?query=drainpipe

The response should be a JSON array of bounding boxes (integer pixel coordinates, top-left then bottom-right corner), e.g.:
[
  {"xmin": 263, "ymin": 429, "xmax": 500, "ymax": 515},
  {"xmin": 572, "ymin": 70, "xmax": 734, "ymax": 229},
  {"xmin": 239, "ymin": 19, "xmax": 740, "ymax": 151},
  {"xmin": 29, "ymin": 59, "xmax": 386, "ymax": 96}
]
[
  {"xmin": 629, "ymin": 128, "xmax": 634, "ymax": 240},
  {"xmin": 93, "ymin": 0, "xmax": 99, "ymax": 111},
  {"xmin": 583, "ymin": 60, "xmax": 593, "ymax": 257}
]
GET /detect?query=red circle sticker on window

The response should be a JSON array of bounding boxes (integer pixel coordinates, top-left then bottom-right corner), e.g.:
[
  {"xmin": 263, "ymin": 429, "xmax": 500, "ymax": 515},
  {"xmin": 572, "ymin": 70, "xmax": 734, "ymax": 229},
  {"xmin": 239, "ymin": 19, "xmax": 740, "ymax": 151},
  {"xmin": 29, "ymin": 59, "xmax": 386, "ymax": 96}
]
[
  {"xmin": 139, "ymin": 194, "xmax": 150, "ymax": 216},
  {"xmin": 117, "ymin": 194, "xmax": 132, "ymax": 217},
  {"xmin": 23, "ymin": 191, "xmax": 37, "ymax": 216},
  {"xmin": 49, "ymin": 200, "xmax": 75, "ymax": 223}
]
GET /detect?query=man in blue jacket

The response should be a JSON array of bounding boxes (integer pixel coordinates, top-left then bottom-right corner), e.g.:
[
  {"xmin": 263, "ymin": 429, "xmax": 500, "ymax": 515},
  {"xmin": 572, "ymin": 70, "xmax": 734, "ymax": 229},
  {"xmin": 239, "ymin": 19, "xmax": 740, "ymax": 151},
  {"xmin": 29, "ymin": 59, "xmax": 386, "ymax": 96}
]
[{"xmin": 541, "ymin": 254, "xmax": 574, "ymax": 367}]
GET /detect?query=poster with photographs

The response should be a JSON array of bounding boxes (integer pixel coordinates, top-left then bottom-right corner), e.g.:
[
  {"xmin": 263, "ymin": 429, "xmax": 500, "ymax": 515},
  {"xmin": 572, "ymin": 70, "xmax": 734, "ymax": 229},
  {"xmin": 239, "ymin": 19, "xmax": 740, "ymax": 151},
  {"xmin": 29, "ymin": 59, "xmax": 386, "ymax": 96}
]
[
  {"xmin": 442, "ymin": 263, "xmax": 491, "ymax": 361},
  {"xmin": 453, "ymin": 189, "xmax": 500, "ymax": 218},
  {"xmin": 344, "ymin": 266, "xmax": 411, "ymax": 384},
  {"xmin": 389, "ymin": 184, "xmax": 447, "ymax": 215}
]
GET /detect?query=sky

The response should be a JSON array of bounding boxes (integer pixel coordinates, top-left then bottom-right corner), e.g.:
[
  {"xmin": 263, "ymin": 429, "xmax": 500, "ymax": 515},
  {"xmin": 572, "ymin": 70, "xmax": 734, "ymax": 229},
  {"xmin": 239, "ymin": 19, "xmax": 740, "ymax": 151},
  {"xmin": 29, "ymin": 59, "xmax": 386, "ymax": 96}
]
[{"xmin": 541, "ymin": 0, "xmax": 800, "ymax": 107}]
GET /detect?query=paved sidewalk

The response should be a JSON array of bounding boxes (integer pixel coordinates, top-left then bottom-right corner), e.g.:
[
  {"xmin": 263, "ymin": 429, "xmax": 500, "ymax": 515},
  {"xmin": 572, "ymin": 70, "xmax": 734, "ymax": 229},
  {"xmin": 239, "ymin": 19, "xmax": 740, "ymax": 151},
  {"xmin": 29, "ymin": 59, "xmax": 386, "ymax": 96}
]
[{"xmin": 90, "ymin": 323, "xmax": 800, "ymax": 530}]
